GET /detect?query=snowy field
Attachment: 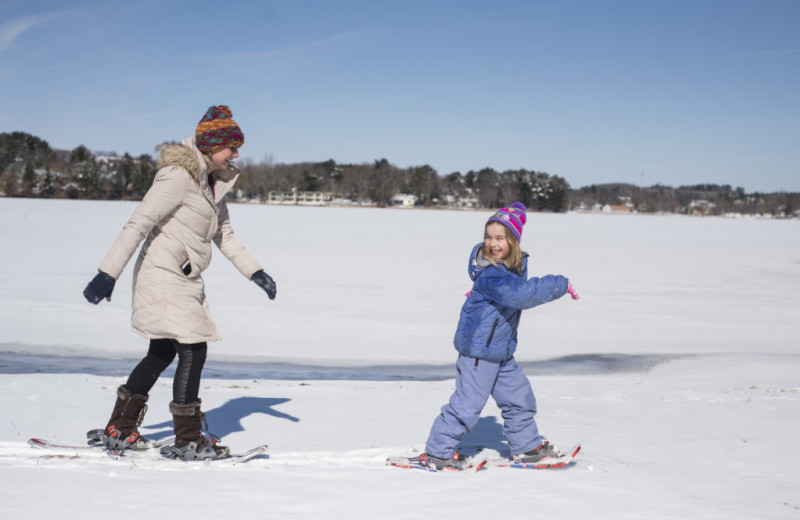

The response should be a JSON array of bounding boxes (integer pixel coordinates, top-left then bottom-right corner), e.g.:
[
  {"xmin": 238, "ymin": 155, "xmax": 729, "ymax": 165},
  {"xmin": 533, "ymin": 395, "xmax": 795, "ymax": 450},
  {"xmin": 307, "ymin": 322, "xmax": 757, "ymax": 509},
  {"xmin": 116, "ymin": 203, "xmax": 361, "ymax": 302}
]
[{"xmin": 1, "ymin": 197, "xmax": 799, "ymax": 519}]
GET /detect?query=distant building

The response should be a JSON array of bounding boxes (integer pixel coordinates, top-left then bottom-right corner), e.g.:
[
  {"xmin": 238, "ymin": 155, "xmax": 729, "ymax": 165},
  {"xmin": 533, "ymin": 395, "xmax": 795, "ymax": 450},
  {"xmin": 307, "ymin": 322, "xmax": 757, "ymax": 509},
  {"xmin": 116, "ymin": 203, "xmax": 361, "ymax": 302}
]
[
  {"xmin": 442, "ymin": 193, "xmax": 480, "ymax": 209},
  {"xmin": 457, "ymin": 194, "xmax": 480, "ymax": 209},
  {"xmin": 601, "ymin": 204, "xmax": 632, "ymax": 214},
  {"xmin": 391, "ymin": 194, "xmax": 417, "ymax": 207},
  {"xmin": 688, "ymin": 199, "xmax": 716, "ymax": 216},
  {"xmin": 268, "ymin": 190, "xmax": 326, "ymax": 205}
]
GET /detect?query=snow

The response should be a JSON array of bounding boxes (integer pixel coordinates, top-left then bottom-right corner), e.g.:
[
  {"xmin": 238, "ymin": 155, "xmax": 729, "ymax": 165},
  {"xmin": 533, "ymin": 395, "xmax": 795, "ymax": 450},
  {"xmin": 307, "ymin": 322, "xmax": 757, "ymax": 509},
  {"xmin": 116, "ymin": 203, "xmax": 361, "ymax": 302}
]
[{"xmin": 1, "ymin": 198, "xmax": 799, "ymax": 519}]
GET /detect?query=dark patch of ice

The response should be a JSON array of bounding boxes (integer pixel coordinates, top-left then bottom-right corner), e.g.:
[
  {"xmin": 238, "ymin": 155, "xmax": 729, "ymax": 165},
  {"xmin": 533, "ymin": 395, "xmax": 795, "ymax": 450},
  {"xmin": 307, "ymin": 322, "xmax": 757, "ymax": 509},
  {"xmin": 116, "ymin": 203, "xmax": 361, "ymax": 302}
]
[{"xmin": 0, "ymin": 350, "xmax": 682, "ymax": 381}]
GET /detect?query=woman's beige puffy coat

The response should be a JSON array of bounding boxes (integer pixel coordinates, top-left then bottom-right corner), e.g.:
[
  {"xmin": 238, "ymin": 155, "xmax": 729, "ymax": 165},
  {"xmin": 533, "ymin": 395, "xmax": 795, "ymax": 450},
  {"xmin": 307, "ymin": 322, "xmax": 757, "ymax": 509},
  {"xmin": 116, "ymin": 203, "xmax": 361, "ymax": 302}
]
[{"xmin": 98, "ymin": 137, "xmax": 262, "ymax": 343}]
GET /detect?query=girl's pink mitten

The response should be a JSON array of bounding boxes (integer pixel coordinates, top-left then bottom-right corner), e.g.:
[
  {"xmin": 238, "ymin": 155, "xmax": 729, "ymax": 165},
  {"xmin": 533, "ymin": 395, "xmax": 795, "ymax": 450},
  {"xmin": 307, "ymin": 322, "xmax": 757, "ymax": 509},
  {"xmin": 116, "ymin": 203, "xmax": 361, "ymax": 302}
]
[{"xmin": 567, "ymin": 282, "xmax": 580, "ymax": 300}]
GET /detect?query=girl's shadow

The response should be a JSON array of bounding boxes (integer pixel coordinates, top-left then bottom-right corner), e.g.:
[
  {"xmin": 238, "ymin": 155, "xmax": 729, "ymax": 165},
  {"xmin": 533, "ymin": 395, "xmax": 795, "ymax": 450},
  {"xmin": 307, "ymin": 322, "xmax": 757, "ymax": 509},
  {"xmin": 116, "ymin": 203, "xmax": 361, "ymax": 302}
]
[
  {"xmin": 144, "ymin": 396, "xmax": 299, "ymax": 440},
  {"xmin": 458, "ymin": 416, "xmax": 511, "ymax": 458}
]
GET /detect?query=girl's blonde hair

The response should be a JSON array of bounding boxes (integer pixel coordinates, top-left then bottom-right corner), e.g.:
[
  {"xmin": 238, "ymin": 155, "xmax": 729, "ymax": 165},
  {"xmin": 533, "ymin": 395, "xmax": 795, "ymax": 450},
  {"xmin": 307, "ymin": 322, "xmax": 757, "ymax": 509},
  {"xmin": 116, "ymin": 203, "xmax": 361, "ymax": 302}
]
[{"xmin": 483, "ymin": 223, "xmax": 524, "ymax": 273}]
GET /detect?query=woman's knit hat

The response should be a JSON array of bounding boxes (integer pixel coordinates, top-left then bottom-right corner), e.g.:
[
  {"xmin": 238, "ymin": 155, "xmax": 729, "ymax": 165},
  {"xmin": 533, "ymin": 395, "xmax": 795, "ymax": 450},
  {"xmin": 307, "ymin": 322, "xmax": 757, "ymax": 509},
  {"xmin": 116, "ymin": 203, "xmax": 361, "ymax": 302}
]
[
  {"xmin": 486, "ymin": 202, "xmax": 527, "ymax": 241},
  {"xmin": 195, "ymin": 105, "xmax": 244, "ymax": 153}
]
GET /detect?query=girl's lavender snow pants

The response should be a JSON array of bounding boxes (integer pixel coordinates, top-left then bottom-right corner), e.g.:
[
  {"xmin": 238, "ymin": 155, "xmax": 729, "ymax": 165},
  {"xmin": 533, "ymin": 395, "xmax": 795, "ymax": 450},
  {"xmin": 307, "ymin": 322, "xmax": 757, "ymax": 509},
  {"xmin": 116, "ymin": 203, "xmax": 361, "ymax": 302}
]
[{"xmin": 425, "ymin": 354, "xmax": 542, "ymax": 458}]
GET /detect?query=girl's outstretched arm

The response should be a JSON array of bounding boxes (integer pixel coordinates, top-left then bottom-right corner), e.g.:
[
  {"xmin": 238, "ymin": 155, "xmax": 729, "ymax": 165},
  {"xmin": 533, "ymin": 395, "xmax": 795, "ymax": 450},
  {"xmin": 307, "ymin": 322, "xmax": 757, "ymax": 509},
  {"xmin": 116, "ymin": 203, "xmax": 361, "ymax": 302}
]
[{"xmin": 477, "ymin": 273, "xmax": 569, "ymax": 309}]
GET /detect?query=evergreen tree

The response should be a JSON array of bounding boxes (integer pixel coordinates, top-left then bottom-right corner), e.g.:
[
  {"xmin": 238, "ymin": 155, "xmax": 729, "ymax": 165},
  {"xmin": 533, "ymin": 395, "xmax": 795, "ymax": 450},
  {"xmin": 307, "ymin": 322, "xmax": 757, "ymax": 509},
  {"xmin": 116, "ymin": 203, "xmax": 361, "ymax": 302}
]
[
  {"xmin": 408, "ymin": 165, "xmax": 437, "ymax": 205},
  {"xmin": 115, "ymin": 153, "xmax": 136, "ymax": 198},
  {"xmin": 474, "ymin": 168, "xmax": 499, "ymax": 207},
  {"xmin": 301, "ymin": 170, "xmax": 321, "ymax": 192},
  {"xmin": 21, "ymin": 161, "xmax": 36, "ymax": 196},
  {"xmin": 69, "ymin": 145, "xmax": 100, "ymax": 195},
  {"xmin": 131, "ymin": 154, "xmax": 154, "ymax": 196},
  {"xmin": 40, "ymin": 171, "xmax": 57, "ymax": 196}
]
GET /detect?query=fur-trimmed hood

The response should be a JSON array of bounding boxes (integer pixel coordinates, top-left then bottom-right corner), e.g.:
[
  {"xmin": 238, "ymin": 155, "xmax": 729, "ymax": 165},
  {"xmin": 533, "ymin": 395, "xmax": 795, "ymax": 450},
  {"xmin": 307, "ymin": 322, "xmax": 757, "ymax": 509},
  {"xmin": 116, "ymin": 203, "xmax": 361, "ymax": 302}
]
[
  {"xmin": 154, "ymin": 136, "xmax": 239, "ymax": 201},
  {"xmin": 155, "ymin": 138, "xmax": 206, "ymax": 183}
]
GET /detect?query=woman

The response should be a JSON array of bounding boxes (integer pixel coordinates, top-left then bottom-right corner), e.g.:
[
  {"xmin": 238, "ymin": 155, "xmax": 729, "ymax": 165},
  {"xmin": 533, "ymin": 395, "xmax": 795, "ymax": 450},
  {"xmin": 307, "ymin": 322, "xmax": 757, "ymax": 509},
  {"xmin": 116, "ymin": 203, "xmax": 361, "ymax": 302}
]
[{"xmin": 83, "ymin": 106, "xmax": 276, "ymax": 461}]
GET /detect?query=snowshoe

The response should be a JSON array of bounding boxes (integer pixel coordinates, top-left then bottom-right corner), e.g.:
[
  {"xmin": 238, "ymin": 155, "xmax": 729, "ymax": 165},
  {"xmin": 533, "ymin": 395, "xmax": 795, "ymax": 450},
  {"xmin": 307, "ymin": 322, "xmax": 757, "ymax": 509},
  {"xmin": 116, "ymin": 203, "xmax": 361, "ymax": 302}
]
[
  {"xmin": 422, "ymin": 452, "xmax": 474, "ymax": 471},
  {"xmin": 513, "ymin": 440, "xmax": 560, "ymax": 464}
]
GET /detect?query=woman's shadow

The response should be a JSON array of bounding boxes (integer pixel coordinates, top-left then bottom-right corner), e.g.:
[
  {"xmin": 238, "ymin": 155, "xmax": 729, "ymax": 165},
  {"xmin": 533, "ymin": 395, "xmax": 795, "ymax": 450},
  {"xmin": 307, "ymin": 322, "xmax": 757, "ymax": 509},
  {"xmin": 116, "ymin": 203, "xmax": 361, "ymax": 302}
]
[{"xmin": 144, "ymin": 396, "xmax": 299, "ymax": 440}]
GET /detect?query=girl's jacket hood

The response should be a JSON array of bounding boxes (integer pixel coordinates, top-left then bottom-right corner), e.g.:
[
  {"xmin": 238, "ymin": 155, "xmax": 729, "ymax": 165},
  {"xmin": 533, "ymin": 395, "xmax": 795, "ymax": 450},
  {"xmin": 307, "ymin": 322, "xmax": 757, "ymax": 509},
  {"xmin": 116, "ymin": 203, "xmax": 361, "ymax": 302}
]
[
  {"xmin": 468, "ymin": 242, "xmax": 528, "ymax": 281},
  {"xmin": 454, "ymin": 242, "xmax": 568, "ymax": 362}
]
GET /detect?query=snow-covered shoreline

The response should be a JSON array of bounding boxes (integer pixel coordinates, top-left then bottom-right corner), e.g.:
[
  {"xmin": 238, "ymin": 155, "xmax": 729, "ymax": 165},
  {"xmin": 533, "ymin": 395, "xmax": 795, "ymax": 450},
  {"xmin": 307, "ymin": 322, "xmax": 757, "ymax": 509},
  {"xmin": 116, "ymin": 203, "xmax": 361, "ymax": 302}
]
[{"xmin": 1, "ymin": 198, "xmax": 799, "ymax": 519}]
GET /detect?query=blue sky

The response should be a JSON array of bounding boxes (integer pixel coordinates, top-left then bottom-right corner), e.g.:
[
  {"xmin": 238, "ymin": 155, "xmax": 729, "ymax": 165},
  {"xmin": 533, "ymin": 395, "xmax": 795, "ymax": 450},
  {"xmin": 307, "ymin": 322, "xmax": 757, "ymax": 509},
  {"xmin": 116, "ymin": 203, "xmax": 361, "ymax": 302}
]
[{"xmin": 1, "ymin": 0, "xmax": 798, "ymax": 192}]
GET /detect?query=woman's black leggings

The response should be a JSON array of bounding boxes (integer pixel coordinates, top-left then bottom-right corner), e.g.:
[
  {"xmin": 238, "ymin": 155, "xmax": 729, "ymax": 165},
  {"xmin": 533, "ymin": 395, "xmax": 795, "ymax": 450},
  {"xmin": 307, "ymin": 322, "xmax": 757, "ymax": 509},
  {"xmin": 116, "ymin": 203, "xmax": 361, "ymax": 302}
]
[{"xmin": 125, "ymin": 338, "xmax": 208, "ymax": 405}]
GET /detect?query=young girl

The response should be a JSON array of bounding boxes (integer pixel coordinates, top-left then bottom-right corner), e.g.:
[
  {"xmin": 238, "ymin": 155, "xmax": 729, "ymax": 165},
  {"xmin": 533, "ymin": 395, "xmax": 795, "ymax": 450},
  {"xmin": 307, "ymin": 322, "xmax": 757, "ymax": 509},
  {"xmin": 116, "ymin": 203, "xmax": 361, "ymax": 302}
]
[{"xmin": 422, "ymin": 202, "xmax": 578, "ymax": 470}]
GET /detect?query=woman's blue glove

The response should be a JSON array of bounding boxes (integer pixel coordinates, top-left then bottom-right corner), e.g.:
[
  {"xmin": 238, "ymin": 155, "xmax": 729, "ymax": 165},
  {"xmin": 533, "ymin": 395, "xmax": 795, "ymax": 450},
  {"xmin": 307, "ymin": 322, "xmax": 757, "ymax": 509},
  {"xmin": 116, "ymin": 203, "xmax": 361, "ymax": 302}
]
[
  {"xmin": 252, "ymin": 270, "xmax": 277, "ymax": 300},
  {"xmin": 83, "ymin": 271, "xmax": 116, "ymax": 304}
]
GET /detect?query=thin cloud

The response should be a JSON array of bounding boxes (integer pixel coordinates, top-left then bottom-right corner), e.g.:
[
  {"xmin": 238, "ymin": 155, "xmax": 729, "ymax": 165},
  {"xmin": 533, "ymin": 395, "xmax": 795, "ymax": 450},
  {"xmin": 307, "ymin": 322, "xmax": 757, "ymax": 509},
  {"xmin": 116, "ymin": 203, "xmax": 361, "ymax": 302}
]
[
  {"xmin": 284, "ymin": 27, "xmax": 402, "ymax": 53},
  {"xmin": 0, "ymin": 3, "xmax": 105, "ymax": 53},
  {"xmin": 0, "ymin": 13, "xmax": 60, "ymax": 52}
]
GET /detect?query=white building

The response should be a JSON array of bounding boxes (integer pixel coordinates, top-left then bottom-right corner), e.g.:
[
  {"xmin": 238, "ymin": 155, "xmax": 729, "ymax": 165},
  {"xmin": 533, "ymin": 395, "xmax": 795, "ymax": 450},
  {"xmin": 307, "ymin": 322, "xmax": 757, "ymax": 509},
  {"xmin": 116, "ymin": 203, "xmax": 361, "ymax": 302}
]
[
  {"xmin": 268, "ymin": 190, "xmax": 327, "ymax": 206},
  {"xmin": 391, "ymin": 194, "xmax": 417, "ymax": 207}
]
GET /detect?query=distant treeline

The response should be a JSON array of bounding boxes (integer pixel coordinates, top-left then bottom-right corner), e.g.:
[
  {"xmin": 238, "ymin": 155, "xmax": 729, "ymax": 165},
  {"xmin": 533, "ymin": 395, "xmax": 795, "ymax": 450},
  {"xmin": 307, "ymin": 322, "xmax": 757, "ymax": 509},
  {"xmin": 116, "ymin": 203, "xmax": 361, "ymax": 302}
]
[
  {"xmin": 571, "ymin": 182, "xmax": 799, "ymax": 217},
  {"xmin": 1, "ymin": 131, "xmax": 797, "ymax": 217}
]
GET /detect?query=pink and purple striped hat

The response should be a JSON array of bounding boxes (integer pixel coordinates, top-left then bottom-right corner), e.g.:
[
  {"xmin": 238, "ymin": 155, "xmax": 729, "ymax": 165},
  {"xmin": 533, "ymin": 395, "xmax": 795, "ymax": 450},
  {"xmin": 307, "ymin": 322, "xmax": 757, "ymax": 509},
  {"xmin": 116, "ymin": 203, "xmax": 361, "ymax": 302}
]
[{"xmin": 486, "ymin": 202, "xmax": 527, "ymax": 241}]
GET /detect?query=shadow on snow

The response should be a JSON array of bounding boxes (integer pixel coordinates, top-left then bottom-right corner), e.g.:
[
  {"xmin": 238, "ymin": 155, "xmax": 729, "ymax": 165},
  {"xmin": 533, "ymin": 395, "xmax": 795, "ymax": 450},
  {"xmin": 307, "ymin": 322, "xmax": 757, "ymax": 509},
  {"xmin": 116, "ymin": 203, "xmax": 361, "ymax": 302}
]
[{"xmin": 143, "ymin": 396, "xmax": 300, "ymax": 441}]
